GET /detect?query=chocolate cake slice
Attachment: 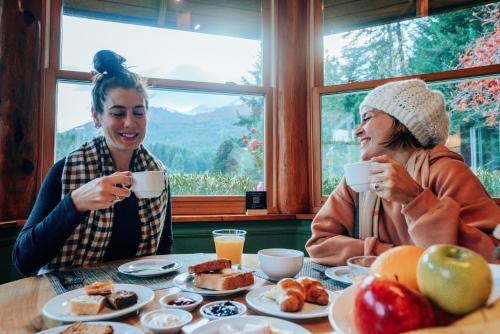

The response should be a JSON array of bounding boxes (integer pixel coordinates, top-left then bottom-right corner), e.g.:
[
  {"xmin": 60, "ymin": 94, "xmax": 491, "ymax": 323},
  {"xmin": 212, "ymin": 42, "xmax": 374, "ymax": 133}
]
[{"xmin": 106, "ymin": 290, "xmax": 138, "ymax": 310}]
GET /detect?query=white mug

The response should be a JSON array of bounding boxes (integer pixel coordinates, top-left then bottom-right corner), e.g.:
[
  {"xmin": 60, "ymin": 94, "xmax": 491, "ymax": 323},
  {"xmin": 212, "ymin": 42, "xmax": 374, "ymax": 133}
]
[
  {"xmin": 343, "ymin": 161, "xmax": 373, "ymax": 192},
  {"xmin": 131, "ymin": 171, "xmax": 165, "ymax": 198}
]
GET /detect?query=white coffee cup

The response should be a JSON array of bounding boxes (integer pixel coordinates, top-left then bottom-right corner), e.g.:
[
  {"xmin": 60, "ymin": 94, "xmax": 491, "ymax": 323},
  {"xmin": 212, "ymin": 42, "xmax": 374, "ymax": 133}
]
[
  {"xmin": 343, "ymin": 161, "xmax": 373, "ymax": 192},
  {"xmin": 131, "ymin": 171, "xmax": 165, "ymax": 198},
  {"xmin": 258, "ymin": 248, "xmax": 304, "ymax": 280}
]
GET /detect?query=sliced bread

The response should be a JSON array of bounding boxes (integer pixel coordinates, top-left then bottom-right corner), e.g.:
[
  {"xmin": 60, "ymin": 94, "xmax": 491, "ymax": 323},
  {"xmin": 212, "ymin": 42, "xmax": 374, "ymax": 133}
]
[
  {"xmin": 188, "ymin": 259, "xmax": 232, "ymax": 274},
  {"xmin": 194, "ymin": 268, "xmax": 254, "ymax": 291}
]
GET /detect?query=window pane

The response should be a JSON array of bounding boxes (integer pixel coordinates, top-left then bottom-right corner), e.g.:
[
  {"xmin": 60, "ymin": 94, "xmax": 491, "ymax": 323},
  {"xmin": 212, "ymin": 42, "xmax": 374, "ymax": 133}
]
[
  {"xmin": 61, "ymin": 0, "xmax": 262, "ymax": 85},
  {"xmin": 56, "ymin": 81, "xmax": 265, "ymax": 196},
  {"xmin": 320, "ymin": 76, "xmax": 499, "ymax": 197},
  {"xmin": 430, "ymin": 76, "xmax": 499, "ymax": 197},
  {"xmin": 323, "ymin": 2, "xmax": 499, "ymax": 85},
  {"xmin": 321, "ymin": 91, "xmax": 367, "ymax": 195}
]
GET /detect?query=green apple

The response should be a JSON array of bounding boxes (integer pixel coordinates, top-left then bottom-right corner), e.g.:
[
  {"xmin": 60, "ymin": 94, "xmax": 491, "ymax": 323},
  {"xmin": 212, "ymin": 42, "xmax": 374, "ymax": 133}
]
[{"xmin": 417, "ymin": 244, "xmax": 492, "ymax": 315}]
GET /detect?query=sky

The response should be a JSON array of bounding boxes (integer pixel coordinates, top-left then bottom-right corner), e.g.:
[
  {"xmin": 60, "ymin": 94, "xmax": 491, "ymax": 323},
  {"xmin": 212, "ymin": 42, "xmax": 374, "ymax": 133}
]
[
  {"xmin": 57, "ymin": 15, "xmax": 348, "ymax": 132},
  {"xmin": 57, "ymin": 16, "xmax": 262, "ymax": 132}
]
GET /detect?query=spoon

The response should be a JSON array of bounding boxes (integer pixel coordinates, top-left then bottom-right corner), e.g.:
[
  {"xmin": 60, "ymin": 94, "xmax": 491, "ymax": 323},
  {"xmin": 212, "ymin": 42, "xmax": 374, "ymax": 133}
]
[{"xmin": 122, "ymin": 262, "xmax": 177, "ymax": 274}]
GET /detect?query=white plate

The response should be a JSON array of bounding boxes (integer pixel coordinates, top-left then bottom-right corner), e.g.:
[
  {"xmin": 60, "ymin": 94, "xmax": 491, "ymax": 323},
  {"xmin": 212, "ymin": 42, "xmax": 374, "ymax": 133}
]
[
  {"xmin": 118, "ymin": 259, "xmax": 182, "ymax": 277},
  {"xmin": 328, "ymin": 284, "xmax": 358, "ymax": 334},
  {"xmin": 191, "ymin": 315, "xmax": 312, "ymax": 334},
  {"xmin": 173, "ymin": 272, "xmax": 255, "ymax": 296},
  {"xmin": 42, "ymin": 283, "xmax": 154, "ymax": 322},
  {"xmin": 36, "ymin": 321, "xmax": 142, "ymax": 334},
  {"xmin": 245, "ymin": 285, "xmax": 336, "ymax": 319},
  {"xmin": 325, "ymin": 266, "xmax": 353, "ymax": 285}
]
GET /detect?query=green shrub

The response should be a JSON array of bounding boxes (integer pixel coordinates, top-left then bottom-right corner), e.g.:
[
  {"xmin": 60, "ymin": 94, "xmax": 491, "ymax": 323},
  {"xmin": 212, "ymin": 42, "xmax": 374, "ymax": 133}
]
[
  {"xmin": 322, "ymin": 174, "xmax": 343, "ymax": 196},
  {"xmin": 321, "ymin": 170, "xmax": 499, "ymax": 198},
  {"xmin": 170, "ymin": 173, "xmax": 253, "ymax": 195},
  {"xmin": 476, "ymin": 169, "xmax": 500, "ymax": 198}
]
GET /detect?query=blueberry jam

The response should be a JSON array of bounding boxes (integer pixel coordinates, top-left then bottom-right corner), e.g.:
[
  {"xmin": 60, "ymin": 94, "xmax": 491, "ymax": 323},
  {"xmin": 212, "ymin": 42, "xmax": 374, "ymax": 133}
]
[{"xmin": 203, "ymin": 301, "xmax": 240, "ymax": 317}]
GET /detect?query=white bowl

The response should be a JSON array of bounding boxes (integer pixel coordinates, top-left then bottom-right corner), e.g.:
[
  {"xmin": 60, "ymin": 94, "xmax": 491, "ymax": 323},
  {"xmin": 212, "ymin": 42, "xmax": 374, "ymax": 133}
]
[
  {"xmin": 140, "ymin": 308, "xmax": 192, "ymax": 334},
  {"xmin": 199, "ymin": 300, "xmax": 247, "ymax": 320},
  {"xmin": 258, "ymin": 248, "xmax": 304, "ymax": 280},
  {"xmin": 159, "ymin": 292, "xmax": 203, "ymax": 311}
]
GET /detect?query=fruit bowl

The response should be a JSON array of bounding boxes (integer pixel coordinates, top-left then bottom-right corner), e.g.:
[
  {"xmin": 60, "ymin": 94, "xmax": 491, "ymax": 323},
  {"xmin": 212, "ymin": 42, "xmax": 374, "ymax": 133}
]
[{"xmin": 329, "ymin": 264, "xmax": 500, "ymax": 334}]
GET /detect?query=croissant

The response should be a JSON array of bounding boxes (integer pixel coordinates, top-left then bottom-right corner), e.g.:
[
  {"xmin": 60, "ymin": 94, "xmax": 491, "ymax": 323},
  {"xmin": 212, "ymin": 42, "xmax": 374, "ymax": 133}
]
[
  {"xmin": 297, "ymin": 277, "xmax": 329, "ymax": 305},
  {"xmin": 275, "ymin": 278, "xmax": 306, "ymax": 312}
]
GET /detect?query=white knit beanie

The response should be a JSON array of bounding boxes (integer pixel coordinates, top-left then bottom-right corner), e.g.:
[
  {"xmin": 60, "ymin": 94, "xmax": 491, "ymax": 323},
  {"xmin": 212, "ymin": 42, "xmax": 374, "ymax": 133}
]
[{"xmin": 359, "ymin": 79, "xmax": 449, "ymax": 147}]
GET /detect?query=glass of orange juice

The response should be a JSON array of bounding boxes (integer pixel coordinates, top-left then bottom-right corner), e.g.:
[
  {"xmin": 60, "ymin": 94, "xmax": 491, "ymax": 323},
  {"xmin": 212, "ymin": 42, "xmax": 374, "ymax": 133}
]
[{"xmin": 212, "ymin": 229, "xmax": 247, "ymax": 268}]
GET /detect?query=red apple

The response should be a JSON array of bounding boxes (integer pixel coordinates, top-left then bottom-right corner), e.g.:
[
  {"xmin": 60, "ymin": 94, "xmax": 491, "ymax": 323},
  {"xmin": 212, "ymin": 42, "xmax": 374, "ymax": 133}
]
[{"xmin": 354, "ymin": 275, "xmax": 435, "ymax": 334}]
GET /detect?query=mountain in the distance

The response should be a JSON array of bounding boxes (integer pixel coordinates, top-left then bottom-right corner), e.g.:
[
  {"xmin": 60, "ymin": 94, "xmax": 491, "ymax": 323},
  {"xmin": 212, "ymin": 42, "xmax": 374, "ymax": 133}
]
[{"xmin": 57, "ymin": 102, "xmax": 252, "ymax": 158}]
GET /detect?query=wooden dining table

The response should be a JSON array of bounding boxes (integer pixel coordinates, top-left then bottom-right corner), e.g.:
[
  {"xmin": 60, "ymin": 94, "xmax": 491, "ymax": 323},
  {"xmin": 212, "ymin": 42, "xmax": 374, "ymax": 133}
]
[{"xmin": 0, "ymin": 254, "xmax": 336, "ymax": 334}]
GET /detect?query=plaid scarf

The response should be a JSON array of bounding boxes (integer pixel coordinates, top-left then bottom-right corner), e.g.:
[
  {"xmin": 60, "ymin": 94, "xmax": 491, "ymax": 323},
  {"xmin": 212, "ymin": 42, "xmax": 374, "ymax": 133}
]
[{"xmin": 45, "ymin": 136, "xmax": 168, "ymax": 272}]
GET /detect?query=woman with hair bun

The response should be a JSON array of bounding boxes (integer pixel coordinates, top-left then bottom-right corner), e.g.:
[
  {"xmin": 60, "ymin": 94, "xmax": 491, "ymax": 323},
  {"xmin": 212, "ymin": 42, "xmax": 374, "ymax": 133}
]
[
  {"xmin": 13, "ymin": 50, "xmax": 172, "ymax": 275},
  {"xmin": 306, "ymin": 79, "xmax": 500, "ymax": 265}
]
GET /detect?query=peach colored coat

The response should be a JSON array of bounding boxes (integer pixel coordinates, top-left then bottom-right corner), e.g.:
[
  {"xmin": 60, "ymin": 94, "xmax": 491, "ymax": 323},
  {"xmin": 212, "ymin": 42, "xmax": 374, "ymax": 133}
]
[{"xmin": 306, "ymin": 145, "xmax": 500, "ymax": 264}]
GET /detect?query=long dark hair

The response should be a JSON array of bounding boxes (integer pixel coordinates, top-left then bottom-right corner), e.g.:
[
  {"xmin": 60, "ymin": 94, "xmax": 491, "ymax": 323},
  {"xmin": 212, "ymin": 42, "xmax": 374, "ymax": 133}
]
[{"xmin": 91, "ymin": 50, "xmax": 148, "ymax": 114}]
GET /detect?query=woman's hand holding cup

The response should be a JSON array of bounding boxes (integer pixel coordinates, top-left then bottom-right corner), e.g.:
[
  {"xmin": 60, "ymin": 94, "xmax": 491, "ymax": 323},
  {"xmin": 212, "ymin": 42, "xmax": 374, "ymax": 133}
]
[
  {"xmin": 70, "ymin": 171, "xmax": 132, "ymax": 213},
  {"xmin": 368, "ymin": 155, "xmax": 422, "ymax": 204}
]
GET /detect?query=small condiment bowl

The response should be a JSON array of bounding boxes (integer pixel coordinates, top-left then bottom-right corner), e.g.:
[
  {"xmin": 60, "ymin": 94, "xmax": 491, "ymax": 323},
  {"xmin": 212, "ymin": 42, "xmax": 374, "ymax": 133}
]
[
  {"xmin": 347, "ymin": 255, "xmax": 377, "ymax": 282},
  {"xmin": 199, "ymin": 300, "xmax": 247, "ymax": 320},
  {"xmin": 159, "ymin": 291, "xmax": 203, "ymax": 311},
  {"xmin": 140, "ymin": 308, "xmax": 192, "ymax": 334}
]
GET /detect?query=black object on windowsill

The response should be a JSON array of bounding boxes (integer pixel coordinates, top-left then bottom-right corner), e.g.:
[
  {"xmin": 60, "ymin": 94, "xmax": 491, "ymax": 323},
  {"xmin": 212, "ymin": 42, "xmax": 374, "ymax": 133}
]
[{"xmin": 246, "ymin": 191, "xmax": 267, "ymax": 215}]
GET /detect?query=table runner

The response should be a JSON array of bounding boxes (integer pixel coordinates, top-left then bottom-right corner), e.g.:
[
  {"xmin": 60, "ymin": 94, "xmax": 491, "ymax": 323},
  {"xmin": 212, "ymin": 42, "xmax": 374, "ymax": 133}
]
[
  {"xmin": 253, "ymin": 259, "xmax": 351, "ymax": 291},
  {"xmin": 46, "ymin": 253, "xmax": 214, "ymax": 295},
  {"xmin": 47, "ymin": 254, "xmax": 349, "ymax": 295}
]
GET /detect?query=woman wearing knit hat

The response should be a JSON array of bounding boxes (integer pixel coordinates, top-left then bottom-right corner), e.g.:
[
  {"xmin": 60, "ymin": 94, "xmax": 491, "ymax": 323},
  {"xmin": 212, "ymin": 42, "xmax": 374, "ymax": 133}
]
[{"xmin": 306, "ymin": 79, "xmax": 500, "ymax": 264}]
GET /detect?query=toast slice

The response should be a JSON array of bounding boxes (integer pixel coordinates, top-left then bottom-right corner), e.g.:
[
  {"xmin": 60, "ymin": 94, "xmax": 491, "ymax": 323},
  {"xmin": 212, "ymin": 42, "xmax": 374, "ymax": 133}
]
[
  {"xmin": 188, "ymin": 259, "xmax": 232, "ymax": 274},
  {"xmin": 194, "ymin": 268, "xmax": 254, "ymax": 291}
]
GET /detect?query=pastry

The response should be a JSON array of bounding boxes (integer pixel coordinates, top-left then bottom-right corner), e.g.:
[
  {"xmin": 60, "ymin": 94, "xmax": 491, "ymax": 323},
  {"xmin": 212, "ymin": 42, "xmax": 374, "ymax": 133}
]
[
  {"xmin": 59, "ymin": 321, "xmax": 113, "ymax": 333},
  {"xmin": 297, "ymin": 276, "xmax": 330, "ymax": 305},
  {"xmin": 106, "ymin": 290, "xmax": 138, "ymax": 309},
  {"xmin": 69, "ymin": 295, "xmax": 106, "ymax": 315},
  {"xmin": 84, "ymin": 281, "xmax": 113, "ymax": 295}
]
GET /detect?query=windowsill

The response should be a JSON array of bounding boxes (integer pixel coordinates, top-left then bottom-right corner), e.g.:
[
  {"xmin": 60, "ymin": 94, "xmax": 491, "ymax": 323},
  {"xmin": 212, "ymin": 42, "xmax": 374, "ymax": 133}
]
[
  {"xmin": 173, "ymin": 214, "xmax": 296, "ymax": 223},
  {"xmin": 295, "ymin": 213, "xmax": 316, "ymax": 220},
  {"xmin": 0, "ymin": 213, "xmax": 314, "ymax": 228}
]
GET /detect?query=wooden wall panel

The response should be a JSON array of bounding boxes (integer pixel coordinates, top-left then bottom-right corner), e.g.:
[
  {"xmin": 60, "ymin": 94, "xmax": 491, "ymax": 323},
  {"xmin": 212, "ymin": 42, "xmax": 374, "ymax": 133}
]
[
  {"xmin": 0, "ymin": 0, "xmax": 43, "ymax": 220},
  {"xmin": 275, "ymin": 0, "xmax": 309, "ymax": 213}
]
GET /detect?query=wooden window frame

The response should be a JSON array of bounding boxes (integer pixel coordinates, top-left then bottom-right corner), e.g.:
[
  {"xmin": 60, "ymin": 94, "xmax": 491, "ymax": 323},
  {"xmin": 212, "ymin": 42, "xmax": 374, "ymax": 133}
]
[
  {"xmin": 310, "ymin": 0, "xmax": 500, "ymax": 212},
  {"xmin": 39, "ymin": 0, "xmax": 276, "ymax": 216}
]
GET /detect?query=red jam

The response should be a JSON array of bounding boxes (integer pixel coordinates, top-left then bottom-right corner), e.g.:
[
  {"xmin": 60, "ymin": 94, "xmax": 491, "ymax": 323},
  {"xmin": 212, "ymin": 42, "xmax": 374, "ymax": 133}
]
[{"xmin": 167, "ymin": 296, "xmax": 196, "ymax": 306}]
